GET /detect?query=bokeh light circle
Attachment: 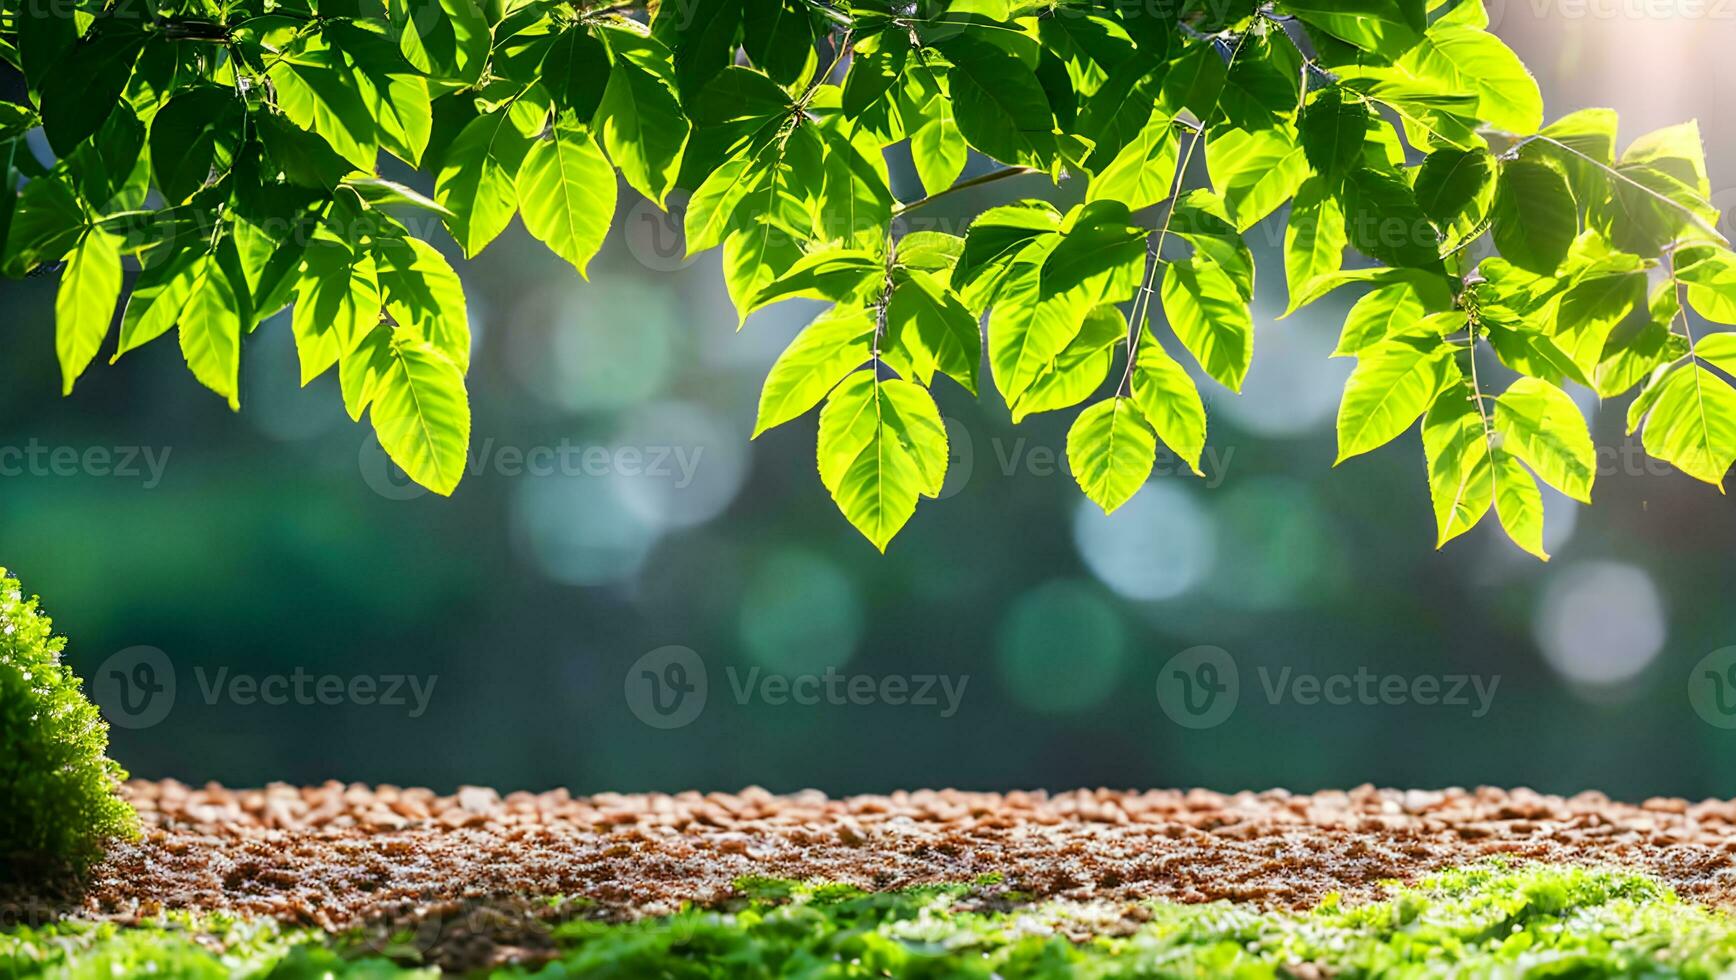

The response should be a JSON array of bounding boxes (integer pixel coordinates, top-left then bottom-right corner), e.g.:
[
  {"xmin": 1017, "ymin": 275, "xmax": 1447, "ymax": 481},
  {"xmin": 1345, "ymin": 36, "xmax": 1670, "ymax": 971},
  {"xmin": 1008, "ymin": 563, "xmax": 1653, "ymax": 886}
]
[
  {"xmin": 996, "ymin": 581, "xmax": 1127, "ymax": 714},
  {"xmin": 1073, "ymin": 483, "xmax": 1216, "ymax": 601},
  {"xmin": 1533, "ymin": 561, "xmax": 1667, "ymax": 687}
]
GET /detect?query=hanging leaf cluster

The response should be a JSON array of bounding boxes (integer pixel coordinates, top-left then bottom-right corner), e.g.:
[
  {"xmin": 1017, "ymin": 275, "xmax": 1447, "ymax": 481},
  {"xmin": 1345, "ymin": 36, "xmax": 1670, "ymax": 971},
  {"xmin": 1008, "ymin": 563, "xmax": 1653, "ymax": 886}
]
[{"xmin": 2, "ymin": 0, "xmax": 1732, "ymax": 555}]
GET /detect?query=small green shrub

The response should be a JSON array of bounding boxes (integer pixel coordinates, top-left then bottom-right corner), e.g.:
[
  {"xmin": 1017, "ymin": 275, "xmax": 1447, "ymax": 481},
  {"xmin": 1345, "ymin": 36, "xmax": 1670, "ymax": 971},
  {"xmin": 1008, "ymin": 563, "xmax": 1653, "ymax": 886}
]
[{"xmin": 0, "ymin": 566, "xmax": 137, "ymax": 874}]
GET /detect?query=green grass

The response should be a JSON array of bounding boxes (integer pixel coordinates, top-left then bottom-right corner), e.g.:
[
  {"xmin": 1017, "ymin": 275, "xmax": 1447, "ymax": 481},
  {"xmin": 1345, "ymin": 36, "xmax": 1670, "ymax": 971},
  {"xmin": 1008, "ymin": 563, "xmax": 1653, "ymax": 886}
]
[{"xmin": 6, "ymin": 862, "xmax": 1736, "ymax": 977}]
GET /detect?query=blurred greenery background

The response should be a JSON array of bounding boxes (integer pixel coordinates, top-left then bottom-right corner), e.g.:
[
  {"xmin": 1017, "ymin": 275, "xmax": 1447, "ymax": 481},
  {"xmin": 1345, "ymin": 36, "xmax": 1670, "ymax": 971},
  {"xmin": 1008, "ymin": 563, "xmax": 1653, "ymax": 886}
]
[{"xmin": 4, "ymin": 3, "xmax": 1736, "ymax": 801}]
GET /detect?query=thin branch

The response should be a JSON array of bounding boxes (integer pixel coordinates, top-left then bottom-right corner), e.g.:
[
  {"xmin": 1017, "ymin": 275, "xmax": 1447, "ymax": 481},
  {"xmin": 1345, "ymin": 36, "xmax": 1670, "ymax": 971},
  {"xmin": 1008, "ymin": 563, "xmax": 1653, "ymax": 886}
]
[
  {"xmin": 1522, "ymin": 134, "xmax": 1729, "ymax": 246},
  {"xmin": 891, "ymin": 165, "xmax": 1041, "ymax": 217},
  {"xmin": 1116, "ymin": 30, "xmax": 1252, "ymax": 397}
]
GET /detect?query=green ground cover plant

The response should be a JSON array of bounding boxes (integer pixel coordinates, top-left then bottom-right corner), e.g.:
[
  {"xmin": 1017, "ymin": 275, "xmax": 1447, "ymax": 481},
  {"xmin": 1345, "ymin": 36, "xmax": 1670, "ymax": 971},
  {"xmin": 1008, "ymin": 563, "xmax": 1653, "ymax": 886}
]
[
  {"xmin": 3, "ymin": 0, "xmax": 1734, "ymax": 554},
  {"xmin": 0, "ymin": 567, "xmax": 137, "ymax": 874},
  {"xmin": 6, "ymin": 862, "xmax": 1736, "ymax": 977}
]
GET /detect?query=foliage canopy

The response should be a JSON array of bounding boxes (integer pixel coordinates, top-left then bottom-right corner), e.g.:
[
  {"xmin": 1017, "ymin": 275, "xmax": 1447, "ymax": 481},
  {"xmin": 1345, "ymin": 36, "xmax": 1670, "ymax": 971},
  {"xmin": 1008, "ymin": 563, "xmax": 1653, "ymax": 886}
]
[
  {"xmin": 0, "ymin": 566, "xmax": 137, "ymax": 873},
  {"xmin": 2, "ymin": 0, "xmax": 1734, "ymax": 553}
]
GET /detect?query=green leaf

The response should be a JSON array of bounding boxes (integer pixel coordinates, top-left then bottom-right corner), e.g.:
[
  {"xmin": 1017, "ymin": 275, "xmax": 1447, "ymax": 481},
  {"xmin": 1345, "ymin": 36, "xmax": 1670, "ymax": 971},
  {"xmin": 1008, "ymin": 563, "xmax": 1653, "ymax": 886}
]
[
  {"xmin": 742, "ymin": 0, "xmax": 815, "ymax": 86},
  {"xmin": 817, "ymin": 372, "xmax": 948, "ymax": 551},
  {"xmin": 367, "ymin": 336, "xmax": 473, "ymax": 496},
  {"xmin": 842, "ymin": 32, "xmax": 909, "ymax": 118},
  {"xmin": 816, "ymin": 124, "xmax": 894, "ymax": 250},
  {"xmin": 267, "ymin": 34, "xmax": 380, "ymax": 172},
  {"xmin": 55, "ymin": 228, "xmax": 121, "ymax": 395},
  {"xmin": 1298, "ymin": 88, "xmax": 1372, "ymax": 183},
  {"xmin": 888, "ymin": 268, "xmax": 982, "ymax": 395},
  {"xmin": 1282, "ymin": 0, "xmax": 1425, "ymax": 56},
  {"xmin": 435, "ymin": 99, "xmax": 542, "ymax": 257},
  {"xmin": 1335, "ymin": 282, "xmax": 1425, "ymax": 357},
  {"xmin": 1493, "ymin": 377, "xmax": 1595, "ymax": 503},
  {"xmin": 755, "ymin": 306, "xmax": 874, "ymax": 437},
  {"xmin": 909, "ymin": 85, "xmax": 967, "ymax": 196},
  {"xmin": 1484, "ymin": 310, "xmax": 1589, "ymax": 388},
  {"xmin": 1492, "ymin": 449, "xmax": 1549, "ymax": 560},
  {"xmin": 988, "ymin": 254, "xmax": 1090, "ymax": 405},
  {"xmin": 372, "ymin": 235, "xmax": 472, "ymax": 371},
  {"xmin": 1695, "ymin": 332, "xmax": 1736, "ymax": 378},
  {"xmin": 516, "ymin": 121, "xmax": 617, "ymax": 278},
  {"xmin": 1086, "ymin": 110, "xmax": 1177, "ymax": 211},
  {"xmin": 389, "ymin": 0, "xmax": 491, "ymax": 85},
  {"xmin": 1491, "ymin": 160, "xmax": 1577, "ymax": 276},
  {"xmin": 1413, "ymin": 146, "xmax": 1495, "ymax": 230},
  {"xmin": 329, "ymin": 21, "xmax": 434, "ymax": 168},
  {"xmin": 1205, "ymin": 124, "xmax": 1308, "ymax": 232},
  {"xmin": 1342, "ymin": 167, "xmax": 1441, "ymax": 268},
  {"xmin": 293, "ymin": 239, "xmax": 380, "ymax": 388},
  {"xmin": 747, "ymin": 248, "xmax": 880, "ymax": 315},
  {"xmin": 2, "ymin": 177, "xmax": 85, "ymax": 275},
  {"xmin": 1553, "ymin": 263, "xmax": 1647, "ymax": 373},
  {"xmin": 178, "ymin": 251, "xmax": 245, "ymax": 411},
  {"xmin": 150, "ymin": 87, "xmax": 243, "ymax": 205},
  {"xmin": 955, "ymin": 201, "xmax": 1063, "ymax": 302},
  {"xmin": 1285, "ymin": 176, "xmax": 1346, "ymax": 310},
  {"xmin": 939, "ymin": 35, "xmax": 1058, "ymax": 168},
  {"xmin": 596, "ymin": 25, "xmax": 689, "ymax": 206},
  {"xmin": 1161, "ymin": 255, "xmax": 1253, "ymax": 391},
  {"xmin": 1012, "ymin": 304, "xmax": 1121, "ymax": 423},
  {"xmin": 895, "ymin": 232, "xmax": 965, "ymax": 273},
  {"xmin": 1391, "ymin": 26, "xmax": 1542, "ymax": 135},
  {"xmin": 1067, "ymin": 397, "xmax": 1157, "ymax": 514},
  {"xmin": 38, "ymin": 26, "xmax": 146, "ymax": 156},
  {"xmin": 114, "ymin": 247, "xmax": 204, "ymax": 359},
  {"xmin": 658, "ymin": 0, "xmax": 746, "ymax": 96},
  {"xmin": 1336, "ymin": 335, "xmax": 1457, "ymax": 461},
  {"xmin": 1637, "ymin": 364, "xmax": 1736, "ymax": 489},
  {"xmin": 1676, "ymin": 246, "xmax": 1736, "ymax": 324},
  {"xmin": 1594, "ymin": 285, "xmax": 1687, "ymax": 398},
  {"xmin": 1130, "ymin": 327, "xmax": 1208, "ymax": 476},
  {"xmin": 1157, "ymin": 38, "xmax": 1227, "ymax": 120},
  {"xmin": 1422, "ymin": 385, "xmax": 1494, "ymax": 548},
  {"xmin": 543, "ymin": 27, "xmax": 614, "ymax": 123}
]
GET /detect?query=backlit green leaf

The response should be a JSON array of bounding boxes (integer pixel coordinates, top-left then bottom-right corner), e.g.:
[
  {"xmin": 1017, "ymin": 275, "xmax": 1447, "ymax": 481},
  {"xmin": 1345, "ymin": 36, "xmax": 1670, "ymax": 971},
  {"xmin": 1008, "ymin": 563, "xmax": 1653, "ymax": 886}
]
[
  {"xmin": 516, "ymin": 121, "xmax": 618, "ymax": 278},
  {"xmin": 1493, "ymin": 377, "xmax": 1596, "ymax": 503},
  {"xmin": 55, "ymin": 228, "xmax": 121, "ymax": 395},
  {"xmin": 1337, "ymin": 335, "xmax": 1457, "ymax": 462},
  {"xmin": 1068, "ymin": 397, "xmax": 1158, "ymax": 514},
  {"xmin": 1161, "ymin": 255, "xmax": 1253, "ymax": 391}
]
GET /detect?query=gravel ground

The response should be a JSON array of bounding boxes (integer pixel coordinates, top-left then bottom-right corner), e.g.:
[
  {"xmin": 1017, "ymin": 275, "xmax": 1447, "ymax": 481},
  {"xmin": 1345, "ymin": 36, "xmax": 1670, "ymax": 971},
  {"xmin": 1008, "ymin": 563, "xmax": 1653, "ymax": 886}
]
[{"xmin": 9, "ymin": 781, "xmax": 1736, "ymax": 969}]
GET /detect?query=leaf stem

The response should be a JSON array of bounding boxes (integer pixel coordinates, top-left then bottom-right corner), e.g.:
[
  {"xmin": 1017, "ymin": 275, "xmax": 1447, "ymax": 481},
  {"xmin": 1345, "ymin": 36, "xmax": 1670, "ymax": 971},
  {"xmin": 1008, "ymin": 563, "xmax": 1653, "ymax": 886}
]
[
  {"xmin": 891, "ymin": 165, "xmax": 1042, "ymax": 217},
  {"xmin": 1116, "ymin": 30, "xmax": 1251, "ymax": 397},
  {"xmin": 1520, "ymin": 134, "xmax": 1728, "ymax": 245}
]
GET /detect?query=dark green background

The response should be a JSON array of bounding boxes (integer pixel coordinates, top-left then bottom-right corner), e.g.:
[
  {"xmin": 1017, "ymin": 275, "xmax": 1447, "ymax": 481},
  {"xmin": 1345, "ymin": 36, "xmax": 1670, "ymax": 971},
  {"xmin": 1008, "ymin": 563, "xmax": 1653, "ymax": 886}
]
[{"xmin": 4, "ymin": 8, "xmax": 1734, "ymax": 800}]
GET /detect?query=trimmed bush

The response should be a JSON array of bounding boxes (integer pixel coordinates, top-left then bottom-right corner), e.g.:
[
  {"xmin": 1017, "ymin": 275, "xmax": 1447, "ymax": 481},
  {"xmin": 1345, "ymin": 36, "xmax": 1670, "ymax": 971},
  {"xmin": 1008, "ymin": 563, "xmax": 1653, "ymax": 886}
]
[{"xmin": 0, "ymin": 566, "xmax": 137, "ymax": 874}]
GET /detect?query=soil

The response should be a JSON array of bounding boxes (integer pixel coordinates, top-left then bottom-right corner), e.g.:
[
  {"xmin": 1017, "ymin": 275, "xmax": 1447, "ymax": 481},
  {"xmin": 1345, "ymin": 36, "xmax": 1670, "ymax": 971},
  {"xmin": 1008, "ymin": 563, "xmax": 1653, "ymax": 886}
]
[{"xmin": 9, "ymin": 781, "xmax": 1736, "ymax": 971}]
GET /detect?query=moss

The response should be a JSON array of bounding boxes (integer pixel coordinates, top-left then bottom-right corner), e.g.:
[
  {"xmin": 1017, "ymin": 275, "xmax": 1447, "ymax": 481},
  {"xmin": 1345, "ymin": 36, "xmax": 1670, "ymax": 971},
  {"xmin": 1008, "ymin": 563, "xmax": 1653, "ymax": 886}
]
[
  {"xmin": 6, "ymin": 862, "xmax": 1736, "ymax": 977},
  {"xmin": 0, "ymin": 566, "xmax": 138, "ymax": 874}
]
